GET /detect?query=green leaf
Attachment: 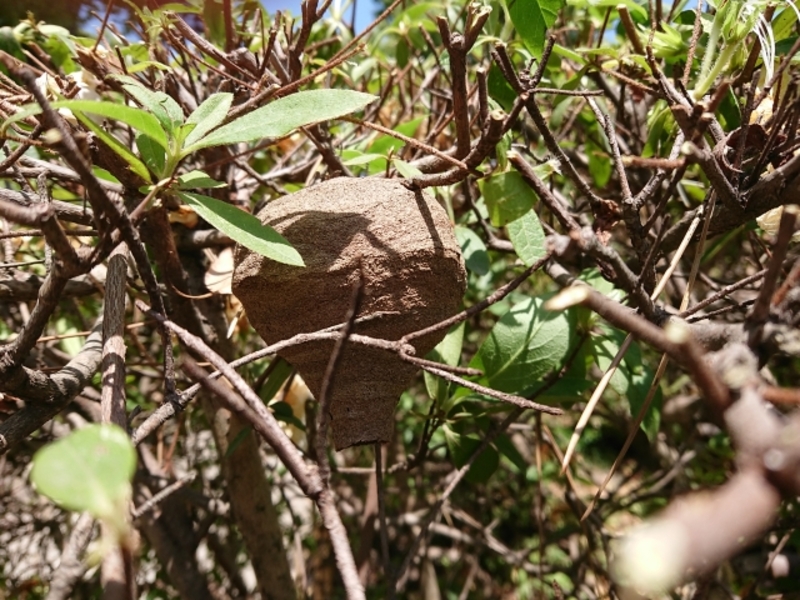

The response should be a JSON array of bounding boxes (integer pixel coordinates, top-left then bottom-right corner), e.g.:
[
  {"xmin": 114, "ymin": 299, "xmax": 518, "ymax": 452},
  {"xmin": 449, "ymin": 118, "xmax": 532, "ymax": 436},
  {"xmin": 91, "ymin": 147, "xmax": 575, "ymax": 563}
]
[
  {"xmin": 369, "ymin": 116, "xmax": 424, "ymax": 155},
  {"xmin": 341, "ymin": 152, "xmax": 386, "ymax": 166},
  {"xmin": 74, "ymin": 111, "xmax": 152, "ymax": 183},
  {"xmin": 479, "ymin": 171, "xmax": 538, "ymax": 227},
  {"xmin": 434, "ymin": 322, "xmax": 466, "ymax": 367},
  {"xmin": 773, "ymin": 5, "xmax": 800, "ymax": 41},
  {"xmin": 507, "ymin": 210, "xmax": 546, "ymax": 267},
  {"xmin": 393, "ymin": 159, "xmax": 423, "ymax": 179},
  {"xmin": 350, "ymin": 57, "xmax": 378, "ymax": 84},
  {"xmin": 536, "ymin": 375, "xmax": 593, "ymax": 404},
  {"xmin": 591, "ymin": 330, "xmax": 661, "ymax": 441},
  {"xmin": 424, "ymin": 323, "xmax": 466, "ymax": 402},
  {"xmin": 127, "ymin": 60, "xmax": 171, "ymax": 73},
  {"xmin": 187, "ymin": 89, "xmax": 377, "ymax": 152},
  {"xmin": 177, "ymin": 170, "xmax": 226, "ymax": 189},
  {"xmin": 455, "ymin": 226, "xmax": 490, "ymax": 275},
  {"xmin": 396, "ymin": 36, "xmax": 410, "ymax": 68},
  {"xmin": 184, "ymin": 93, "xmax": 233, "ymax": 148},
  {"xmin": 588, "ymin": 143, "xmax": 612, "ymax": 188},
  {"xmin": 585, "ymin": 0, "xmax": 647, "ymax": 19},
  {"xmin": 260, "ymin": 358, "xmax": 293, "ymax": 403},
  {"xmin": 55, "ymin": 100, "xmax": 169, "ymax": 149},
  {"xmin": 203, "ymin": 0, "xmax": 227, "ymax": 46},
  {"xmin": 494, "ymin": 432, "xmax": 527, "ymax": 472},
  {"xmin": 271, "ymin": 400, "xmax": 306, "ymax": 430},
  {"xmin": 488, "ymin": 63, "xmax": 518, "ymax": 112},
  {"xmin": 39, "ymin": 27, "xmax": 77, "ymax": 72},
  {"xmin": 471, "ymin": 296, "xmax": 574, "ymax": 396},
  {"xmin": 173, "ymin": 123, "xmax": 197, "ymax": 148},
  {"xmin": 1, "ymin": 100, "xmax": 168, "ymax": 153},
  {"xmin": 109, "ymin": 75, "xmax": 185, "ymax": 133},
  {"xmin": 552, "ymin": 43, "xmax": 586, "ymax": 65},
  {"xmin": 443, "ymin": 425, "xmax": 499, "ymax": 484},
  {"xmin": 579, "ymin": 267, "xmax": 623, "ymax": 300},
  {"xmin": 30, "ymin": 424, "xmax": 136, "ymax": 519},
  {"xmin": 136, "ymin": 134, "xmax": 166, "ymax": 178},
  {"xmin": 178, "ymin": 192, "xmax": 304, "ymax": 266},
  {"xmin": 505, "ymin": 0, "xmax": 564, "ymax": 58},
  {"xmin": 0, "ymin": 27, "xmax": 25, "ymax": 75},
  {"xmin": 54, "ymin": 316, "xmax": 83, "ymax": 357},
  {"xmin": 339, "ymin": 150, "xmax": 387, "ymax": 174}
]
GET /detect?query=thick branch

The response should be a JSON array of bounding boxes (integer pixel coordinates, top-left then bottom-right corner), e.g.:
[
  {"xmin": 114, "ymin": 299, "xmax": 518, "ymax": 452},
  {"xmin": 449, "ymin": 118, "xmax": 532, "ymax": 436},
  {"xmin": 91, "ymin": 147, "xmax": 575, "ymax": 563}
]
[{"xmin": 0, "ymin": 314, "xmax": 104, "ymax": 453}]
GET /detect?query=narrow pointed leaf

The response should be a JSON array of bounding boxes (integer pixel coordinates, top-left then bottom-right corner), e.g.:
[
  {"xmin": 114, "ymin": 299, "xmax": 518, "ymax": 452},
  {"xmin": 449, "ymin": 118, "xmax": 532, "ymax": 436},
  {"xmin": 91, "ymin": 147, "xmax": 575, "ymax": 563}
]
[
  {"xmin": 186, "ymin": 89, "xmax": 377, "ymax": 151},
  {"xmin": 53, "ymin": 100, "xmax": 168, "ymax": 149},
  {"xmin": 179, "ymin": 192, "xmax": 304, "ymax": 266},
  {"xmin": 184, "ymin": 92, "xmax": 233, "ymax": 148},
  {"xmin": 136, "ymin": 133, "xmax": 166, "ymax": 178},
  {"xmin": 177, "ymin": 170, "xmax": 226, "ymax": 189},
  {"xmin": 1, "ymin": 100, "xmax": 168, "ymax": 151},
  {"xmin": 75, "ymin": 111, "xmax": 152, "ymax": 183}
]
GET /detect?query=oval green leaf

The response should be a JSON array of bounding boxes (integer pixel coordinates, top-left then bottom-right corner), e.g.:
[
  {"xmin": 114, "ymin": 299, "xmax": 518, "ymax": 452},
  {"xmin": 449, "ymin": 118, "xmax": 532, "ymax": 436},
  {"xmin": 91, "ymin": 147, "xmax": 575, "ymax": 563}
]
[
  {"xmin": 505, "ymin": 0, "xmax": 564, "ymax": 58},
  {"xmin": 443, "ymin": 425, "xmax": 499, "ymax": 484},
  {"xmin": 178, "ymin": 191, "xmax": 304, "ymax": 267},
  {"xmin": 424, "ymin": 322, "xmax": 466, "ymax": 401},
  {"xmin": 471, "ymin": 296, "xmax": 574, "ymax": 396},
  {"xmin": 507, "ymin": 210, "xmax": 546, "ymax": 267},
  {"xmin": 479, "ymin": 171, "xmax": 538, "ymax": 227},
  {"xmin": 30, "ymin": 424, "xmax": 136, "ymax": 519},
  {"xmin": 455, "ymin": 226, "xmax": 490, "ymax": 275}
]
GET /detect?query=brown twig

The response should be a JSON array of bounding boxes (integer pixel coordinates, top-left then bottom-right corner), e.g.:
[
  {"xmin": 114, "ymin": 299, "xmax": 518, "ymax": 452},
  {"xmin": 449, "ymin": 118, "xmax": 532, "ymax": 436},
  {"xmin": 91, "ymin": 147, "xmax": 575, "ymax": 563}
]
[
  {"xmin": 437, "ymin": 18, "xmax": 472, "ymax": 159},
  {"xmin": 404, "ymin": 357, "xmax": 562, "ymax": 415},
  {"xmin": 403, "ymin": 253, "xmax": 552, "ymax": 345},
  {"xmin": 680, "ymin": 269, "xmax": 767, "ymax": 318},
  {"xmin": 664, "ymin": 320, "xmax": 731, "ymax": 415},
  {"xmin": 315, "ymin": 272, "xmax": 363, "ymax": 479},
  {"xmin": 618, "ymin": 5, "xmax": 645, "ymax": 55},
  {"xmin": 46, "ymin": 513, "xmax": 97, "ymax": 600},
  {"xmin": 508, "ymin": 152, "xmax": 580, "ymax": 232},
  {"xmin": 179, "ymin": 356, "xmax": 366, "ymax": 599},
  {"xmin": 748, "ymin": 205, "xmax": 798, "ymax": 328},
  {"xmin": 374, "ymin": 443, "xmax": 393, "ymax": 598},
  {"xmin": 0, "ymin": 315, "xmax": 105, "ymax": 453},
  {"xmin": 395, "ymin": 332, "xmax": 588, "ymax": 593}
]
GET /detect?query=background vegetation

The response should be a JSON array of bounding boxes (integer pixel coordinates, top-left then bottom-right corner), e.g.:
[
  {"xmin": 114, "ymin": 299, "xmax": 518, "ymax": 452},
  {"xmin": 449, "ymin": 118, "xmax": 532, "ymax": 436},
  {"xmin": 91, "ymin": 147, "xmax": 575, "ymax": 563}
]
[{"xmin": 1, "ymin": 0, "xmax": 800, "ymax": 598}]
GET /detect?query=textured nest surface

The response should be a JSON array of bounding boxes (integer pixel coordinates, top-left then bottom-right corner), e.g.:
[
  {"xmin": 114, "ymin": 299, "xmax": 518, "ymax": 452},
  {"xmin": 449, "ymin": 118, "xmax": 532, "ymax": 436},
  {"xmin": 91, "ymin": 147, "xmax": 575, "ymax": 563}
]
[{"xmin": 233, "ymin": 177, "xmax": 466, "ymax": 449}]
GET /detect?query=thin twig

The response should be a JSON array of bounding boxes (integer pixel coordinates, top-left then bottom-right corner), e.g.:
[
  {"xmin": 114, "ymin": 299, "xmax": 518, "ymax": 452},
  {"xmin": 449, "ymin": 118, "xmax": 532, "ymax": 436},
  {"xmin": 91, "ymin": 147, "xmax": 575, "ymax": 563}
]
[
  {"xmin": 132, "ymin": 475, "xmax": 195, "ymax": 520},
  {"xmin": 403, "ymin": 253, "xmax": 552, "ymax": 345},
  {"xmin": 315, "ymin": 273, "xmax": 364, "ymax": 480},
  {"xmin": 375, "ymin": 443, "xmax": 393, "ymax": 598},
  {"xmin": 749, "ymin": 205, "xmax": 798, "ymax": 328},
  {"xmin": 179, "ymin": 356, "xmax": 365, "ymax": 600}
]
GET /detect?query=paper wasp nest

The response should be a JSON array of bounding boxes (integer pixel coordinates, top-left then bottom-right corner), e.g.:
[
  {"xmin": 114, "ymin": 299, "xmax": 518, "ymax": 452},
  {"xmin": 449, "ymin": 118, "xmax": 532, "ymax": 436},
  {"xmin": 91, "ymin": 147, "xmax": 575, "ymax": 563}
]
[{"xmin": 233, "ymin": 178, "xmax": 466, "ymax": 449}]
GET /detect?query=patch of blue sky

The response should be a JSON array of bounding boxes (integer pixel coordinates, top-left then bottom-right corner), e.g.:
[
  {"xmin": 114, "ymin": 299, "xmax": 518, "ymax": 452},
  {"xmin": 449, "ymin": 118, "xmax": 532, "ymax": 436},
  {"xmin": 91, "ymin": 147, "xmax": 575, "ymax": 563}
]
[
  {"xmin": 79, "ymin": 0, "xmax": 382, "ymax": 38},
  {"xmin": 261, "ymin": 0, "xmax": 380, "ymax": 32}
]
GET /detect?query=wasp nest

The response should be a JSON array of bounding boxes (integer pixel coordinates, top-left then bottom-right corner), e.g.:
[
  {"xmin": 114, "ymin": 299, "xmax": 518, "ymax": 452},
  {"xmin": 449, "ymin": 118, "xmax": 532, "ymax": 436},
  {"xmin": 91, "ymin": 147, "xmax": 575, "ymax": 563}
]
[{"xmin": 233, "ymin": 177, "xmax": 466, "ymax": 449}]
